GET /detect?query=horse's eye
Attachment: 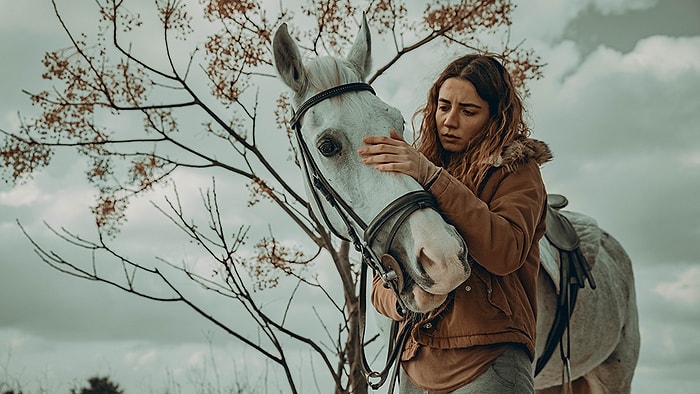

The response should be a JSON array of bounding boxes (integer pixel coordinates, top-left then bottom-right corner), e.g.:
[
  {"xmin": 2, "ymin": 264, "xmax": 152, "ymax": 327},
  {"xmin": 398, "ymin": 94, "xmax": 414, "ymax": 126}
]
[{"xmin": 317, "ymin": 137, "xmax": 341, "ymax": 157}]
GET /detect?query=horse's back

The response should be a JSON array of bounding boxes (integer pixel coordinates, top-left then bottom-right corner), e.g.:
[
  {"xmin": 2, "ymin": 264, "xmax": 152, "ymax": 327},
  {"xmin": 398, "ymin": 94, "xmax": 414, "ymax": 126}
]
[{"xmin": 535, "ymin": 214, "xmax": 640, "ymax": 392}]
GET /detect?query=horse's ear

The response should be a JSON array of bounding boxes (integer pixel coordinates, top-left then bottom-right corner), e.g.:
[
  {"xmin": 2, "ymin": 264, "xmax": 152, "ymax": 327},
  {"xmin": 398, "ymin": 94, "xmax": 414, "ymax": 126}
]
[
  {"xmin": 346, "ymin": 13, "xmax": 372, "ymax": 80},
  {"xmin": 273, "ymin": 23, "xmax": 307, "ymax": 94}
]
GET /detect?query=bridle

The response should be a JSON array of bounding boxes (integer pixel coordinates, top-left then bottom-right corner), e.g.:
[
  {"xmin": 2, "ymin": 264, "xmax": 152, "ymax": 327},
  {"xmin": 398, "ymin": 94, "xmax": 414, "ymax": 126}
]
[
  {"xmin": 290, "ymin": 82, "xmax": 436, "ymax": 390},
  {"xmin": 290, "ymin": 82, "xmax": 437, "ymax": 307}
]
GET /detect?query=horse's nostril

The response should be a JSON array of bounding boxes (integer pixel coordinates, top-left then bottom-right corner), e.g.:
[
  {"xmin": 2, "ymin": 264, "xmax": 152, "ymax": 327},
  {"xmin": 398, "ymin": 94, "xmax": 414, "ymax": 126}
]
[{"xmin": 419, "ymin": 247, "xmax": 436, "ymax": 269}]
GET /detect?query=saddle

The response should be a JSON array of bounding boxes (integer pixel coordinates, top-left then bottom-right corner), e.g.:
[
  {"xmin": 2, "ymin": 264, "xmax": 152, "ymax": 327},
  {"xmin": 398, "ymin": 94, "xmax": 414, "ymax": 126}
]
[
  {"xmin": 535, "ymin": 194, "xmax": 598, "ymax": 377},
  {"xmin": 541, "ymin": 194, "xmax": 600, "ymax": 289}
]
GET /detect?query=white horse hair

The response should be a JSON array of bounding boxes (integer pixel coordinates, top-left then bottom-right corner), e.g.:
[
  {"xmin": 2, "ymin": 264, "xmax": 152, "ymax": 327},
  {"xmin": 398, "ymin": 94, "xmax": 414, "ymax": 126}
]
[{"xmin": 273, "ymin": 17, "xmax": 639, "ymax": 393}]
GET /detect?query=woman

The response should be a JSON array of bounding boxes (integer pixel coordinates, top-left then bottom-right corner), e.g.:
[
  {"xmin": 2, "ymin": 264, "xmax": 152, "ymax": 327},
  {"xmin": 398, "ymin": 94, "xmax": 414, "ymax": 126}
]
[{"xmin": 358, "ymin": 54, "xmax": 552, "ymax": 393}]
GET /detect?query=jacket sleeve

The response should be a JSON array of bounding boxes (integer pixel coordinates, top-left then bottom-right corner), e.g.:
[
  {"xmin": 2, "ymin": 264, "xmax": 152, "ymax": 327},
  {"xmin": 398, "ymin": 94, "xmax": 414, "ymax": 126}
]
[
  {"xmin": 427, "ymin": 161, "xmax": 546, "ymax": 276},
  {"xmin": 371, "ymin": 274, "xmax": 406, "ymax": 321}
]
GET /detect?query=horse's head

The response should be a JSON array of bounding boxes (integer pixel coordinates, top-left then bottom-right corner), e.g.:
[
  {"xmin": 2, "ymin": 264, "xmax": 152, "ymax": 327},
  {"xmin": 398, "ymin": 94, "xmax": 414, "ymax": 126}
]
[{"xmin": 272, "ymin": 17, "xmax": 470, "ymax": 313}]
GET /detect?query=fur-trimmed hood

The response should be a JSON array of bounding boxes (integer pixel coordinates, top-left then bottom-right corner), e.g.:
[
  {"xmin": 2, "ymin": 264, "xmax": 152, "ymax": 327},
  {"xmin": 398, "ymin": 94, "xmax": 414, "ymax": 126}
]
[{"xmin": 493, "ymin": 137, "xmax": 553, "ymax": 174}]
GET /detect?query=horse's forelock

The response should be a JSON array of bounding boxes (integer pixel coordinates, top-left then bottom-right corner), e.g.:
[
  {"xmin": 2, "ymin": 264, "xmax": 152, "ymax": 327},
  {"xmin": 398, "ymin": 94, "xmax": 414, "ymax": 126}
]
[
  {"xmin": 298, "ymin": 57, "xmax": 375, "ymax": 129},
  {"xmin": 304, "ymin": 57, "xmax": 363, "ymax": 94}
]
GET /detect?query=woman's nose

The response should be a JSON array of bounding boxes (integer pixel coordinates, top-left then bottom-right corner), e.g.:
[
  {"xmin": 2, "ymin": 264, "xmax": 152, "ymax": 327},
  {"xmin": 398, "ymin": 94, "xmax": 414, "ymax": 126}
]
[{"xmin": 444, "ymin": 110, "xmax": 459, "ymax": 128}]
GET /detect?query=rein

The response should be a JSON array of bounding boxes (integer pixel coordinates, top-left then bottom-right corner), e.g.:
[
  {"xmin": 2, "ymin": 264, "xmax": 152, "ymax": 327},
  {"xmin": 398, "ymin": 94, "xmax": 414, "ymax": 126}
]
[{"xmin": 291, "ymin": 82, "xmax": 434, "ymax": 390}]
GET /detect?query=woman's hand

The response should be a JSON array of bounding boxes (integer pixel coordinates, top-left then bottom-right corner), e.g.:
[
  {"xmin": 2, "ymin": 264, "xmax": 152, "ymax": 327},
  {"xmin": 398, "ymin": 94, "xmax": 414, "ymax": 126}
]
[{"xmin": 358, "ymin": 130, "xmax": 440, "ymax": 186}]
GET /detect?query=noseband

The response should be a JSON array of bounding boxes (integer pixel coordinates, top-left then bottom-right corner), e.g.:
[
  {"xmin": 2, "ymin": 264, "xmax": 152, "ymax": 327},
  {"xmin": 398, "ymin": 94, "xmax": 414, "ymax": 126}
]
[{"xmin": 291, "ymin": 82, "xmax": 437, "ymax": 389}]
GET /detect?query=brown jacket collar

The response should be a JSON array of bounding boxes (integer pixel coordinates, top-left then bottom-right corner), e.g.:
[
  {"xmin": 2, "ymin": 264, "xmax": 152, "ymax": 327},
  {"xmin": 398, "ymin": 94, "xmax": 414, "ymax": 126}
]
[{"xmin": 497, "ymin": 137, "xmax": 553, "ymax": 174}]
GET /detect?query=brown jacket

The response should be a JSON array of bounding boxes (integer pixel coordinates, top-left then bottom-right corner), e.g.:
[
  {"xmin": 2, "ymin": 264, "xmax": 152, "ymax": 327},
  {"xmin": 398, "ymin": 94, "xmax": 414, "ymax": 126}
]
[{"xmin": 371, "ymin": 137, "xmax": 552, "ymax": 360}]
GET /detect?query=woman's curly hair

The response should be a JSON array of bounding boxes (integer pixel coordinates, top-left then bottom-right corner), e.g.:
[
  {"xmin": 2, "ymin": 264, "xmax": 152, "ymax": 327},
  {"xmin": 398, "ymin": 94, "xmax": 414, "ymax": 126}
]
[{"xmin": 413, "ymin": 54, "xmax": 529, "ymax": 190}]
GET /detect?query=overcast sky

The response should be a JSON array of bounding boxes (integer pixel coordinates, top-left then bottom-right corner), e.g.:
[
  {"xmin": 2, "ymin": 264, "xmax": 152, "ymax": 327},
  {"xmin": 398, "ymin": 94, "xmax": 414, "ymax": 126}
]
[{"xmin": 1, "ymin": 0, "xmax": 699, "ymax": 393}]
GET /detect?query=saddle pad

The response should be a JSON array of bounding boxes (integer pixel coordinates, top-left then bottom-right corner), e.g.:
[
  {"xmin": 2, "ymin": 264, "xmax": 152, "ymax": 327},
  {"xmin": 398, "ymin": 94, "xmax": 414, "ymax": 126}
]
[
  {"xmin": 540, "ymin": 210, "xmax": 601, "ymax": 293},
  {"xmin": 539, "ymin": 238, "xmax": 562, "ymax": 293}
]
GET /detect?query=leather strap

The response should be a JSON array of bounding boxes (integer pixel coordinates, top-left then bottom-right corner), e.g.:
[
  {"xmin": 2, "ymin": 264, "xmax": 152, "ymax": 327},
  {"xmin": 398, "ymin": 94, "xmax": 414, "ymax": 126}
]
[
  {"xmin": 290, "ymin": 82, "xmax": 376, "ymax": 129},
  {"xmin": 291, "ymin": 82, "xmax": 438, "ymax": 389}
]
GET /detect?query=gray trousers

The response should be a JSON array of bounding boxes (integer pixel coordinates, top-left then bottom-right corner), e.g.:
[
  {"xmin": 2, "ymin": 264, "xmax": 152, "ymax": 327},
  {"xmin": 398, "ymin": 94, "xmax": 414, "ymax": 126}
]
[{"xmin": 398, "ymin": 344, "xmax": 534, "ymax": 394}]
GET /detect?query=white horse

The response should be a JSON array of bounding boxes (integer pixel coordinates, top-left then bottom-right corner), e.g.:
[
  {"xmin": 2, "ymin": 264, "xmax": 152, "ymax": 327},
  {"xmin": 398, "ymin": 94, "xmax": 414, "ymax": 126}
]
[
  {"xmin": 272, "ymin": 20, "xmax": 470, "ymax": 315},
  {"xmin": 273, "ymin": 18, "xmax": 639, "ymax": 393}
]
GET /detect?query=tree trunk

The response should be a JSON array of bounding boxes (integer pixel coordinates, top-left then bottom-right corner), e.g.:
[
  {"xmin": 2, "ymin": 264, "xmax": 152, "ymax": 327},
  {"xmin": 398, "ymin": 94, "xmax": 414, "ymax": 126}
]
[{"xmin": 346, "ymin": 298, "xmax": 368, "ymax": 394}]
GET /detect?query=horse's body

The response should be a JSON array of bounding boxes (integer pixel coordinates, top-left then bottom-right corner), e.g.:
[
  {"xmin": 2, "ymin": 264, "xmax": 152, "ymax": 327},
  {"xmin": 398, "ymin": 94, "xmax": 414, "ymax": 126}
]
[
  {"xmin": 273, "ymin": 18, "xmax": 639, "ymax": 393},
  {"xmin": 535, "ymin": 211, "xmax": 639, "ymax": 392}
]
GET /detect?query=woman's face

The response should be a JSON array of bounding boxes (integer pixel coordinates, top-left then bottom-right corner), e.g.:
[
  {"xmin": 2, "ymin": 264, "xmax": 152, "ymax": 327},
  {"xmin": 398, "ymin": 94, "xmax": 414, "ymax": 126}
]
[{"xmin": 434, "ymin": 77, "xmax": 490, "ymax": 153}]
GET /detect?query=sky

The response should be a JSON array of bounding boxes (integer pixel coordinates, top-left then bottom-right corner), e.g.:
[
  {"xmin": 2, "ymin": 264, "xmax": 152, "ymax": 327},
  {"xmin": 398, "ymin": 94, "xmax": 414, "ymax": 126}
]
[{"xmin": 1, "ymin": 0, "xmax": 699, "ymax": 393}]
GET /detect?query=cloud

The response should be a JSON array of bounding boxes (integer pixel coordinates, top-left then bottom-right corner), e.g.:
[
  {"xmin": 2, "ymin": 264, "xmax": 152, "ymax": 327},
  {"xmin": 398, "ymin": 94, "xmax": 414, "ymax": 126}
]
[
  {"xmin": 0, "ymin": 181, "xmax": 50, "ymax": 207},
  {"xmin": 591, "ymin": 0, "xmax": 658, "ymax": 15},
  {"xmin": 0, "ymin": 155, "xmax": 346, "ymax": 348},
  {"xmin": 511, "ymin": 0, "xmax": 659, "ymax": 42},
  {"xmin": 537, "ymin": 35, "xmax": 700, "ymax": 158},
  {"xmin": 0, "ymin": 2, "xmax": 57, "ymax": 34},
  {"xmin": 631, "ymin": 261, "xmax": 700, "ymax": 393},
  {"xmin": 528, "ymin": 36, "xmax": 700, "ymax": 264},
  {"xmin": 0, "ymin": 328, "xmax": 290, "ymax": 393},
  {"xmin": 655, "ymin": 266, "xmax": 700, "ymax": 304}
]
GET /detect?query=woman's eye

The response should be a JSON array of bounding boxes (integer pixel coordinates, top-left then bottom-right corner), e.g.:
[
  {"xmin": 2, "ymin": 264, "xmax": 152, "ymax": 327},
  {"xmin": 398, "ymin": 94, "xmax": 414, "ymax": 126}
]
[{"xmin": 317, "ymin": 137, "xmax": 341, "ymax": 157}]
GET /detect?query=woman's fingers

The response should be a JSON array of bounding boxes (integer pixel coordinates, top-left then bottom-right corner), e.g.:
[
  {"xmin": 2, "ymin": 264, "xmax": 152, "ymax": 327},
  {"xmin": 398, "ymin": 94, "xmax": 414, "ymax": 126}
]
[
  {"xmin": 359, "ymin": 143, "xmax": 401, "ymax": 156},
  {"xmin": 362, "ymin": 136, "xmax": 401, "ymax": 147},
  {"xmin": 389, "ymin": 129, "xmax": 405, "ymax": 141},
  {"xmin": 358, "ymin": 144, "xmax": 401, "ymax": 162},
  {"xmin": 358, "ymin": 130, "xmax": 421, "ymax": 179},
  {"xmin": 361, "ymin": 151, "xmax": 405, "ymax": 165},
  {"xmin": 357, "ymin": 130, "xmax": 437, "ymax": 185}
]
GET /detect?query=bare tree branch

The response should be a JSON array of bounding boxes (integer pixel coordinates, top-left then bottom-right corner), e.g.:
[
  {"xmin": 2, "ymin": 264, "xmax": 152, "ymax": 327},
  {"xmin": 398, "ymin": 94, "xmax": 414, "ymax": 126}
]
[{"xmin": 2, "ymin": 1, "xmax": 542, "ymax": 392}]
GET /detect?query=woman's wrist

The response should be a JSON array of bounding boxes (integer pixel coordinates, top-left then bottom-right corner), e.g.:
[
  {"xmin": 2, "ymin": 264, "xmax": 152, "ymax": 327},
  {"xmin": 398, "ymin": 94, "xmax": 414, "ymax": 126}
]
[{"xmin": 417, "ymin": 154, "xmax": 440, "ymax": 186}]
